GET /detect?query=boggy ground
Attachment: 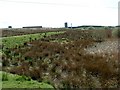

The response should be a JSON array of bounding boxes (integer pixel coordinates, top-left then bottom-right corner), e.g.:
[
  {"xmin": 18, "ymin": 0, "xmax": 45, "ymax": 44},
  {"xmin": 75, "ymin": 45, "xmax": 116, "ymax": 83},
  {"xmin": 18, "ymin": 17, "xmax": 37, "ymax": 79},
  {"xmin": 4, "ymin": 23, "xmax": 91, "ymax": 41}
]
[{"xmin": 2, "ymin": 30, "xmax": 119, "ymax": 88}]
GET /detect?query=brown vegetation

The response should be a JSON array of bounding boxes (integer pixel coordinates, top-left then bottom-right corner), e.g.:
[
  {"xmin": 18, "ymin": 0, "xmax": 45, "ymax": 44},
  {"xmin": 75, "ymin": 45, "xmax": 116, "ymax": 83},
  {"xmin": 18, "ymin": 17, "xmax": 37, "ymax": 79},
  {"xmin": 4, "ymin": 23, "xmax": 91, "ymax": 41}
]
[{"xmin": 2, "ymin": 30, "xmax": 119, "ymax": 88}]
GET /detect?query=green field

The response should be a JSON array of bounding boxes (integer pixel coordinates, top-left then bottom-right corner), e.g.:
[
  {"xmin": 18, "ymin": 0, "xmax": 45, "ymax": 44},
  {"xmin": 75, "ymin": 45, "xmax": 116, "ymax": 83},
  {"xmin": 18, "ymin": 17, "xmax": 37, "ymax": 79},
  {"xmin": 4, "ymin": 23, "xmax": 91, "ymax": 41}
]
[
  {"xmin": 1, "ymin": 71, "xmax": 54, "ymax": 88},
  {"xmin": 2, "ymin": 31, "xmax": 65, "ymax": 49},
  {"xmin": 1, "ymin": 31, "xmax": 65, "ymax": 55}
]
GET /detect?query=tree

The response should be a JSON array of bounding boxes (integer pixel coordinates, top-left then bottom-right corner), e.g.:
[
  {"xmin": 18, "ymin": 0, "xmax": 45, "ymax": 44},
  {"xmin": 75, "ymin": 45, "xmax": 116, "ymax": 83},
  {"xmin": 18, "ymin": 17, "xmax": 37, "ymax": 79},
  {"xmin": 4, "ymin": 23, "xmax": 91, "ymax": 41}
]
[{"xmin": 8, "ymin": 26, "xmax": 12, "ymax": 28}]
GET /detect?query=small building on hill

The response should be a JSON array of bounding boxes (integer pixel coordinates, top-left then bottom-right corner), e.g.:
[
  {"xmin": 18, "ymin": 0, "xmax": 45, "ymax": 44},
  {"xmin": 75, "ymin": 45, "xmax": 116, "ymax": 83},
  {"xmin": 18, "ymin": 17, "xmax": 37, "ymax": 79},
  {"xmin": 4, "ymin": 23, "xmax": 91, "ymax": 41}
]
[{"xmin": 22, "ymin": 26, "xmax": 42, "ymax": 28}]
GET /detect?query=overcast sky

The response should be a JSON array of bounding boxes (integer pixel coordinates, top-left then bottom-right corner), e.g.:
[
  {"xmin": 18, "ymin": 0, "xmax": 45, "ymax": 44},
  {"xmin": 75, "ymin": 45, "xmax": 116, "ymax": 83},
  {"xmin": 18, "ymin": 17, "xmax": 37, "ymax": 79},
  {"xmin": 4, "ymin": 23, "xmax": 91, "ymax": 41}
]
[{"xmin": 0, "ymin": 0, "xmax": 119, "ymax": 28}]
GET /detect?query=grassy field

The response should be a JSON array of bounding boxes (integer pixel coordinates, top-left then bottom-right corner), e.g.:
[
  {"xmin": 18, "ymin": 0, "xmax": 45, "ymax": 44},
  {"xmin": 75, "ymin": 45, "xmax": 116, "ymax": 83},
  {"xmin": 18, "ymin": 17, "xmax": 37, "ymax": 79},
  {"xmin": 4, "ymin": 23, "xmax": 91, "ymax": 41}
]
[
  {"xmin": 2, "ymin": 31, "xmax": 65, "ymax": 49},
  {"xmin": 1, "ymin": 31, "xmax": 65, "ymax": 56},
  {"xmin": 1, "ymin": 71, "xmax": 54, "ymax": 88}
]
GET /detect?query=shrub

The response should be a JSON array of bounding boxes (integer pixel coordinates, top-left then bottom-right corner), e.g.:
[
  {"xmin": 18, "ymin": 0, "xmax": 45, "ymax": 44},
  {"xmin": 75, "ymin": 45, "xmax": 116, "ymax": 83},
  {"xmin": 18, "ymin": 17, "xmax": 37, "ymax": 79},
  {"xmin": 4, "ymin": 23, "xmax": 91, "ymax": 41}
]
[
  {"xmin": 112, "ymin": 29, "xmax": 120, "ymax": 38},
  {"xmin": 90, "ymin": 30, "xmax": 106, "ymax": 42},
  {"xmin": 16, "ymin": 75, "xmax": 31, "ymax": 81},
  {"xmin": 8, "ymin": 26, "xmax": 12, "ymax": 28}
]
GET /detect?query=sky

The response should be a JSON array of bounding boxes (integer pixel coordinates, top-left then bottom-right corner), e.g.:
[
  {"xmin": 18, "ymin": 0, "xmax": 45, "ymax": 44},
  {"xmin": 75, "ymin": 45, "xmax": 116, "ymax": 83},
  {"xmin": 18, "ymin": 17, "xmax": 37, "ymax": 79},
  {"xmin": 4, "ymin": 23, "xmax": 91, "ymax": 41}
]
[{"xmin": 0, "ymin": 0, "xmax": 119, "ymax": 28}]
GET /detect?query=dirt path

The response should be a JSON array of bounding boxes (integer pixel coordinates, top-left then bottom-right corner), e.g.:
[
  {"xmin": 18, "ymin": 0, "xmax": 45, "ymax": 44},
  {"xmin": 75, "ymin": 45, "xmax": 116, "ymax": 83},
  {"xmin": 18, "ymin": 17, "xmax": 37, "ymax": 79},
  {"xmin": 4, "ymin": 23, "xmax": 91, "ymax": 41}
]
[{"xmin": 85, "ymin": 39, "xmax": 119, "ymax": 55}]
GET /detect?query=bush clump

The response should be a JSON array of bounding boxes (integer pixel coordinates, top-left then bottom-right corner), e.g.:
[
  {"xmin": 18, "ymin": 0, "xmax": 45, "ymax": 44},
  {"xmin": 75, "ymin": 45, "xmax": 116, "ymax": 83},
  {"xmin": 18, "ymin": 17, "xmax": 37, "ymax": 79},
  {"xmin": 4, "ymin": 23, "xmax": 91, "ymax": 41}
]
[{"xmin": 112, "ymin": 29, "xmax": 120, "ymax": 38}]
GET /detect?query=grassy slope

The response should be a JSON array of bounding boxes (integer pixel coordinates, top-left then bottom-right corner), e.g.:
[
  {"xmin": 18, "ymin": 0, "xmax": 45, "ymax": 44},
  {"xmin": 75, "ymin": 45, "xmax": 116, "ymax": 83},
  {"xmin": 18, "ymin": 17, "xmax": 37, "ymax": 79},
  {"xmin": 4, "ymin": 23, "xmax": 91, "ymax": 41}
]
[
  {"xmin": 1, "ymin": 71, "xmax": 54, "ymax": 88},
  {"xmin": 2, "ymin": 31, "xmax": 65, "ymax": 49}
]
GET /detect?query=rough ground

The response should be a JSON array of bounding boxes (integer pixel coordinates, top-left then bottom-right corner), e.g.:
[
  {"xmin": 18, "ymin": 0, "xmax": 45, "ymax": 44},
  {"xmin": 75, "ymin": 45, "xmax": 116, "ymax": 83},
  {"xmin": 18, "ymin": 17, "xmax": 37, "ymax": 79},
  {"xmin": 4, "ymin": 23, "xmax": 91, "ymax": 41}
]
[{"xmin": 85, "ymin": 39, "xmax": 119, "ymax": 55}]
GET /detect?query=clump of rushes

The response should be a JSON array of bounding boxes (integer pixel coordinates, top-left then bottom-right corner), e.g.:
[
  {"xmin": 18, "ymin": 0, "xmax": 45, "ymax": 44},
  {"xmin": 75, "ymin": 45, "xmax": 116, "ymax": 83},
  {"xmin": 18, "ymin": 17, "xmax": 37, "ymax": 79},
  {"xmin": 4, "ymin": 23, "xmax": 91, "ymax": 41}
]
[{"xmin": 2, "ymin": 72, "xmax": 8, "ymax": 81}]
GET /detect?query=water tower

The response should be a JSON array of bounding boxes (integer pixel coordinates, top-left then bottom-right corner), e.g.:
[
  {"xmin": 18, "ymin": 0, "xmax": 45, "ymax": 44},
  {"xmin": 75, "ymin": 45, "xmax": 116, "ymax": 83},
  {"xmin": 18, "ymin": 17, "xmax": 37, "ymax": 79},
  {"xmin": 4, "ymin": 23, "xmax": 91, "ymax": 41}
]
[{"xmin": 64, "ymin": 22, "xmax": 68, "ymax": 28}]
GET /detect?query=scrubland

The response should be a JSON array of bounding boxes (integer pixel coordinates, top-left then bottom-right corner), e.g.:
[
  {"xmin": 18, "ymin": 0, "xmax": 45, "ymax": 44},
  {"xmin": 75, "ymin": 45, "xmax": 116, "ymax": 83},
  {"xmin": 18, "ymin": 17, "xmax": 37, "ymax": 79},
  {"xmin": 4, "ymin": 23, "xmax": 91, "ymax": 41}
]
[{"xmin": 1, "ymin": 28, "xmax": 120, "ymax": 88}]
